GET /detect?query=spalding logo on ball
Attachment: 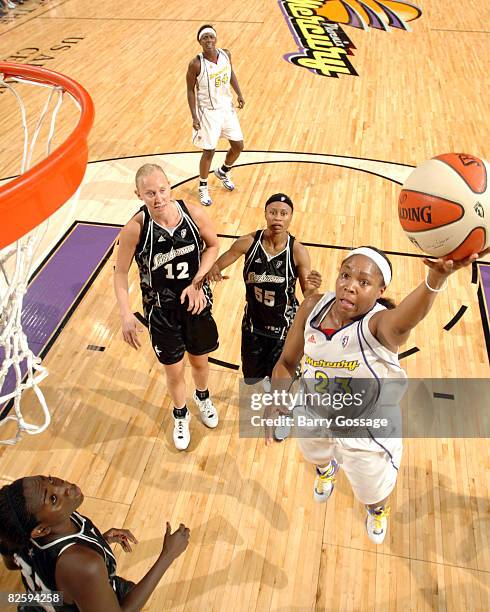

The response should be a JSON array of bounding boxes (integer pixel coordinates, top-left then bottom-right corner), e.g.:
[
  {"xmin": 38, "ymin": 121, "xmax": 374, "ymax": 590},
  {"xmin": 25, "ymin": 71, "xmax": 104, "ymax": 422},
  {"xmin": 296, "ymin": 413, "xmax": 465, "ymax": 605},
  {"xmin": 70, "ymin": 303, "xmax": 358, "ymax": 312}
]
[{"xmin": 398, "ymin": 153, "xmax": 489, "ymax": 260}]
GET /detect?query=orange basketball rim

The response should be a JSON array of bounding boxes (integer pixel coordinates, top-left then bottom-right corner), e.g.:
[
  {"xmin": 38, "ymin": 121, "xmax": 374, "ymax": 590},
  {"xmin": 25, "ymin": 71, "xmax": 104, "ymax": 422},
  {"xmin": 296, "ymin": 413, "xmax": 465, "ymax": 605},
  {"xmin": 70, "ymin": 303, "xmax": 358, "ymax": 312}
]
[{"xmin": 0, "ymin": 62, "xmax": 95, "ymax": 250}]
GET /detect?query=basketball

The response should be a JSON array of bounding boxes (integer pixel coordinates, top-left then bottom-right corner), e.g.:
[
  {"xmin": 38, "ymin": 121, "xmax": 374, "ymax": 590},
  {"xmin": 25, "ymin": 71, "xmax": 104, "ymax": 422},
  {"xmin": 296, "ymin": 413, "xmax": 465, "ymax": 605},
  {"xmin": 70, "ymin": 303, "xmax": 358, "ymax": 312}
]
[{"xmin": 398, "ymin": 153, "xmax": 489, "ymax": 260}]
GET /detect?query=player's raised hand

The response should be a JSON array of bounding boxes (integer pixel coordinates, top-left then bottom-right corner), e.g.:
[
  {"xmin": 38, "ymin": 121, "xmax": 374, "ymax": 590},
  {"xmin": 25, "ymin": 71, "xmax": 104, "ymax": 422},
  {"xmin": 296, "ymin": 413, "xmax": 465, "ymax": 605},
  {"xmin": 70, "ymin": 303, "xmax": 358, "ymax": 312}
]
[
  {"xmin": 121, "ymin": 313, "xmax": 143, "ymax": 349},
  {"xmin": 180, "ymin": 284, "xmax": 207, "ymax": 314},
  {"xmin": 161, "ymin": 522, "xmax": 190, "ymax": 561},
  {"xmin": 423, "ymin": 247, "xmax": 490, "ymax": 276}
]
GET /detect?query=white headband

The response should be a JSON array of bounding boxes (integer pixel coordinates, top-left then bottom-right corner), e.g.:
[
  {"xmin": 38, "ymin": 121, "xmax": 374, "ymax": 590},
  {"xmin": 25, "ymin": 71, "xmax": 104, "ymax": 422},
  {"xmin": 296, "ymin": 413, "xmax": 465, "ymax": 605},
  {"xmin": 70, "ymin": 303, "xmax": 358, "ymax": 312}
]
[
  {"xmin": 198, "ymin": 27, "xmax": 217, "ymax": 41},
  {"xmin": 346, "ymin": 247, "xmax": 392, "ymax": 286}
]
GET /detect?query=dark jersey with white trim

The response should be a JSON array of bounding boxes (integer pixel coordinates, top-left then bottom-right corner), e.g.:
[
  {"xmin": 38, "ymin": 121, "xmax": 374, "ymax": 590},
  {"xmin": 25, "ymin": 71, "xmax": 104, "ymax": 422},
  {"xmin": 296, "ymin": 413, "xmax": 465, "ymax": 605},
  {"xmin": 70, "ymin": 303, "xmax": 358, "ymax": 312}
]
[
  {"xmin": 243, "ymin": 230, "xmax": 298, "ymax": 338},
  {"xmin": 134, "ymin": 200, "xmax": 212, "ymax": 311},
  {"xmin": 13, "ymin": 512, "xmax": 117, "ymax": 611}
]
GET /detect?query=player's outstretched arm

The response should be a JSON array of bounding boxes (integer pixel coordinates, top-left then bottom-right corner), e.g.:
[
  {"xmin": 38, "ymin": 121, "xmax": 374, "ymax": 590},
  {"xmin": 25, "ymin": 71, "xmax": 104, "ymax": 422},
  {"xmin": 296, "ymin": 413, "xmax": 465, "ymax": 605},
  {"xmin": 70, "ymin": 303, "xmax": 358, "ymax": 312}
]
[
  {"xmin": 207, "ymin": 234, "xmax": 254, "ymax": 282},
  {"xmin": 56, "ymin": 522, "xmax": 189, "ymax": 612},
  {"xmin": 294, "ymin": 241, "xmax": 321, "ymax": 297},
  {"xmin": 114, "ymin": 218, "xmax": 144, "ymax": 349},
  {"xmin": 370, "ymin": 250, "xmax": 490, "ymax": 351},
  {"xmin": 223, "ymin": 48, "xmax": 244, "ymax": 108}
]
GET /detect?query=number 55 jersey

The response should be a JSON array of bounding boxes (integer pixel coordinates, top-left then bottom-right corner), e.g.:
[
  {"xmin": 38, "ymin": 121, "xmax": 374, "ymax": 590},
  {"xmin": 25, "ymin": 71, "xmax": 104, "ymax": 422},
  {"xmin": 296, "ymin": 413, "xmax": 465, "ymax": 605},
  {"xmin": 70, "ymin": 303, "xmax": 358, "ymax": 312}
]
[{"xmin": 243, "ymin": 230, "xmax": 298, "ymax": 339}]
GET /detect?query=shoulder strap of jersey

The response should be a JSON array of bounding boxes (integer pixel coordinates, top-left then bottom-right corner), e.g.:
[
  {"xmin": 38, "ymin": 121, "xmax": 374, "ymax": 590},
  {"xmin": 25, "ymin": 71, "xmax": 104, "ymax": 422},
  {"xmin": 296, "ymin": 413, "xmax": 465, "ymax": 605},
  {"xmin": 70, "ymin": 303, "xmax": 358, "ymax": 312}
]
[
  {"xmin": 246, "ymin": 230, "xmax": 262, "ymax": 255},
  {"xmin": 358, "ymin": 303, "xmax": 403, "ymax": 368},
  {"xmin": 175, "ymin": 200, "xmax": 203, "ymax": 258},
  {"xmin": 244, "ymin": 230, "xmax": 263, "ymax": 263},
  {"xmin": 219, "ymin": 48, "xmax": 230, "ymax": 62},
  {"xmin": 308, "ymin": 292, "xmax": 335, "ymax": 327},
  {"xmin": 135, "ymin": 206, "xmax": 150, "ymax": 254},
  {"xmin": 287, "ymin": 234, "xmax": 297, "ymax": 276},
  {"xmin": 177, "ymin": 200, "xmax": 200, "ymax": 232}
]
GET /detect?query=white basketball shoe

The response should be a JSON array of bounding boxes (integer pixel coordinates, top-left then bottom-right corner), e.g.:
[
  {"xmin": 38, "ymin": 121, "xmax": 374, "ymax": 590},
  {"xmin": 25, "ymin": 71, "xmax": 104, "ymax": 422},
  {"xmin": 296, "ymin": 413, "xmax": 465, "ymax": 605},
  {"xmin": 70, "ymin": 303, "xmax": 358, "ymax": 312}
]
[
  {"xmin": 214, "ymin": 167, "xmax": 235, "ymax": 191},
  {"xmin": 365, "ymin": 505, "xmax": 390, "ymax": 544},
  {"xmin": 193, "ymin": 393, "xmax": 219, "ymax": 428},
  {"xmin": 313, "ymin": 459, "xmax": 340, "ymax": 503},
  {"xmin": 198, "ymin": 185, "xmax": 212, "ymax": 206},
  {"xmin": 173, "ymin": 412, "xmax": 191, "ymax": 450}
]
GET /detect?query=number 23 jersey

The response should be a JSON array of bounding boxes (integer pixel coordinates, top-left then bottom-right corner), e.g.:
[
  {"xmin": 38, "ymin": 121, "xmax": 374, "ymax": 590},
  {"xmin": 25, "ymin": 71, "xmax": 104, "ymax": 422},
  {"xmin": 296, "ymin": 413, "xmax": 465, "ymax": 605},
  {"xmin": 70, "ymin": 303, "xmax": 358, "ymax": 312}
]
[{"xmin": 302, "ymin": 292, "xmax": 407, "ymax": 443}]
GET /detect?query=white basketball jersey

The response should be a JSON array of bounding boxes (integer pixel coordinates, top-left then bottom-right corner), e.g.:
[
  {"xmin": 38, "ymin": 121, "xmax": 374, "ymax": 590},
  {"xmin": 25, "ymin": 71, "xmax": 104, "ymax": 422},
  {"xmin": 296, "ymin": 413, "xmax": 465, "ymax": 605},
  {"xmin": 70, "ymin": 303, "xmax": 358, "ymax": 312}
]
[
  {"xmin": 303, "ymin": 292, "xmax": 405, "ymax": 381},
  {"xmin": 196, "ymin": 49, "xmax": 233, "ymax": 110},
  {"xmin": 301, "ymin": 292, "xmax": 407, "ymax": 447}
]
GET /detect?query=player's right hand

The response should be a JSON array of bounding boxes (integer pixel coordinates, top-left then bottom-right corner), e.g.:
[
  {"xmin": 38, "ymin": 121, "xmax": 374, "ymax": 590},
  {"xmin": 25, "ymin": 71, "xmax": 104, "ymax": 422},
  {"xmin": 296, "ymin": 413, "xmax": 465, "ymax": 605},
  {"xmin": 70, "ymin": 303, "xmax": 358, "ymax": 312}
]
[
  {"xmin": 121, "ymin": 313, "xmax": 143, "ymax": 349},
  {"xmin": 161, "ymin": 522, "xmax": 190, "ymax": 561},
  {"xmin": 206, "ymin": 264, "xmax": 229, "ymax": 283},
  {"xmin": 180, "ymin": 284, "xmax": 207, "ymax": 314},
  {"xmin": 192, "ymin": 118, "xmax": 201, "ymax": 130}
]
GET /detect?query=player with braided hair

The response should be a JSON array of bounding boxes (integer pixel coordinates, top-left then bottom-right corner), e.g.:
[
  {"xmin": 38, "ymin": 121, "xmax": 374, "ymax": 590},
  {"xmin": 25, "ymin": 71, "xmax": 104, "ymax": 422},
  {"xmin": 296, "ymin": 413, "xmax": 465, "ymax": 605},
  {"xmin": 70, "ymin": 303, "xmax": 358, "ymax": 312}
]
[{"xmin": 0, "ymin": 476, "xmax": 189, "ymax": 611}]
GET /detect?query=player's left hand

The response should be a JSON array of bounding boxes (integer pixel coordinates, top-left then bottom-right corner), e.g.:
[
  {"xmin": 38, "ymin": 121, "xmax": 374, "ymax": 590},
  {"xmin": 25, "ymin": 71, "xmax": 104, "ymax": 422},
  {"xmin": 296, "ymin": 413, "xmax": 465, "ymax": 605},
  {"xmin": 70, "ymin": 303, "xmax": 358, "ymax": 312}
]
[
  {"xmin": 103, "ymin": 528, "xmax": 138, "ymax": 552},
  {"xmin": 237, "ymin": 95, "xmax": 245, "ymax": 109},
  {"xmin": 306, "ymin": 270, "xmax": 322, "ymax": 289},
  {"xmin": 180, "ymin": 284, "xmax": 207, "ymax": 314}
]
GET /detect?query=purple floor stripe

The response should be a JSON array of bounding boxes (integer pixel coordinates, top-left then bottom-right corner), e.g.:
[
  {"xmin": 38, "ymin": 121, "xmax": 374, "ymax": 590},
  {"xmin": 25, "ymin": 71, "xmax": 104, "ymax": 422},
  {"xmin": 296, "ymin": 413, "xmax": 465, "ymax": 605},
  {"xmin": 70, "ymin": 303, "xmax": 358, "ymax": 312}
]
[
  {"xmin": 1, "ymin": 223, "xmax": 120, "ymax": 408},
  {"xmin": 480, "ymin": 265, "xmax": 490, "ymax": 318}
]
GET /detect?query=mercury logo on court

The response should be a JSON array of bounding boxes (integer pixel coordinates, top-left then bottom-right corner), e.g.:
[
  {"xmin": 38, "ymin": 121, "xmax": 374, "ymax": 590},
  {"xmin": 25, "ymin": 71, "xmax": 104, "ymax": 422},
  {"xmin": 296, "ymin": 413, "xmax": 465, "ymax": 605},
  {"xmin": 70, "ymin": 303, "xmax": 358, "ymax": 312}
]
[
  {"xmin": 278, "ymin": 0, "xmax": 422, "ymax": 78},
  {"xmin": 399, "ymin": 206, "xmax": 432, "ymax": 224}
]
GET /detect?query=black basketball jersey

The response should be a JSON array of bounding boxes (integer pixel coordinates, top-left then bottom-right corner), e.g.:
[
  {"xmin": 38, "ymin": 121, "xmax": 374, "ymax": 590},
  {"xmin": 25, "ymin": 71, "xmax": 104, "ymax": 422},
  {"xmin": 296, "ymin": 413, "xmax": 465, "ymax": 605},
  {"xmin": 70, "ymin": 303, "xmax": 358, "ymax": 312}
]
[
  {"xmin": 243, "ymin": 230, "xmax": 299, "ymax": 338},
  {"xmin": 134, "ymin": 200, "xmax": 212, "ymax": 312},
  {"xmin": 13, "ymin": 512, "xmax": 117, "ymax": 611}
]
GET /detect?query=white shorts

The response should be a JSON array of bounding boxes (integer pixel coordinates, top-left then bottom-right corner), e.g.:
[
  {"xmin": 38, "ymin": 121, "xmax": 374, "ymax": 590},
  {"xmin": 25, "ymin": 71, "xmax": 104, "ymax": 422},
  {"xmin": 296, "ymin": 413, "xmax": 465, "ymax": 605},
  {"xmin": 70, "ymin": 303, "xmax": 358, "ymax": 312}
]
[
  {"xmin": 297, "ymin": 436, "xmax": 402, "ymax": 505},
  {"xmin": 192, "ymin": 105, "xmax": 243, "ymax": 150}
]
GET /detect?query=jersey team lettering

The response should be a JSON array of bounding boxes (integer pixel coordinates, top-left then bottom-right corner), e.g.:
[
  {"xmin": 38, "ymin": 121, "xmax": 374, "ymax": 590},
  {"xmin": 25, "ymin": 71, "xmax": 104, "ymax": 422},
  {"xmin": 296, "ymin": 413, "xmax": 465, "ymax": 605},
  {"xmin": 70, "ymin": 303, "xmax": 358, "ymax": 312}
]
[
  {"xmin": 152, "ymin": 244, "xmax": 196, "ymax": 271},
  {"xmin": 246, "ymin": 271, "xmax": 284, "ymax": 284},
  {"xmin": 304, "ymin": 355, "xmax": 360, "ymax": 371},
  {"xmin": 208, "ymin": 65, "xmax": 229, "ymax": 82}
]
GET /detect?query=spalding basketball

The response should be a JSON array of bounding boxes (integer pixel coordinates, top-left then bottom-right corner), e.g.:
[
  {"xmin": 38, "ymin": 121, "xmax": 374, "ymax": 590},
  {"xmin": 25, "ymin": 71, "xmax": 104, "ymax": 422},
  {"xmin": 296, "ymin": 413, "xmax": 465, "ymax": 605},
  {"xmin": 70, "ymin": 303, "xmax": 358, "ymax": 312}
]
[{"xmin": 398, "ymin": 153, "xmax": 489, "ymax": 260}]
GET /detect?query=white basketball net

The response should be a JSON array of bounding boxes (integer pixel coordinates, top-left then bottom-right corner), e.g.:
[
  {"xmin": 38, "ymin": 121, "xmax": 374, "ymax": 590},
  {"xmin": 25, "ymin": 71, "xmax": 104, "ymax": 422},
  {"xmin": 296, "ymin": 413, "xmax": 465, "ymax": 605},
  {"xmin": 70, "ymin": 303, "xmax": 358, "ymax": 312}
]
[{"xmin": 0, "ymin": 72, "xmax": 71, "ymax": 444}]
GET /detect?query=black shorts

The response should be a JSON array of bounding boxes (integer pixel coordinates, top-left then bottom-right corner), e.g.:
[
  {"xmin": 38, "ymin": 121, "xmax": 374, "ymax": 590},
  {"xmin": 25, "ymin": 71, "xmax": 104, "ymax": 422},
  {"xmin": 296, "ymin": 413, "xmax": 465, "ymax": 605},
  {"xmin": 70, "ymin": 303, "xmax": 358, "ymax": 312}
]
[
  {"xmin": 241, "ymin": 323, "xmax": 285, "ymax": 382},
  {"xmin": 148, "ymin": 305, "xmax": 219, "ymax": 365}
]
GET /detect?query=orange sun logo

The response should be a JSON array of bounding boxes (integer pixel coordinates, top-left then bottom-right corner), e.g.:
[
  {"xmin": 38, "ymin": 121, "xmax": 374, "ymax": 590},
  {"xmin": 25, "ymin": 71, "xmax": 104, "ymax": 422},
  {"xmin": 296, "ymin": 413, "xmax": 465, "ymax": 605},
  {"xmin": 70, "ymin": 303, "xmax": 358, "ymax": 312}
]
[{"xmin": 316, "ymin": 0, "xmax": 422, "ymax": 31}]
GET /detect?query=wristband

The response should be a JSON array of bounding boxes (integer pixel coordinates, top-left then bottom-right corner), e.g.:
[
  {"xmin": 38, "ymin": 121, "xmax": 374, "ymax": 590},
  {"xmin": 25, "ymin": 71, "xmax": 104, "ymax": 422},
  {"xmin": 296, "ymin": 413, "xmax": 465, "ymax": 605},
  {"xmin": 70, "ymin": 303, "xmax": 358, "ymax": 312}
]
[{"xmin": 425, "ymin": 273, "xmax": 448, "ymax": 292}]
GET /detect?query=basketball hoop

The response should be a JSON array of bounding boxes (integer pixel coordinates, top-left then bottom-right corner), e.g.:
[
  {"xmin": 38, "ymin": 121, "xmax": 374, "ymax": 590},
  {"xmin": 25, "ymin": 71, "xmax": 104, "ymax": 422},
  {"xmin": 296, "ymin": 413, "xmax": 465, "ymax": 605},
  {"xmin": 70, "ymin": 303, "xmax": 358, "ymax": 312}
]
[{"xmin": 0, "ymin": 62, "xmax": 94, "ymax": 444}]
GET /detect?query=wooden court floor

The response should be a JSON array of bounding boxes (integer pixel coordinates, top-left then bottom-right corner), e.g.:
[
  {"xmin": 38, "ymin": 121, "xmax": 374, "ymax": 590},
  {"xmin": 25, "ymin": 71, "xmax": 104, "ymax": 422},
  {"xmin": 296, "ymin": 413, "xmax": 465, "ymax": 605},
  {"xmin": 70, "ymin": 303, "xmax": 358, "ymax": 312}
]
[{"xmin": 1, "ymin": 1, "xmax": 489, "ymax": 610}]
